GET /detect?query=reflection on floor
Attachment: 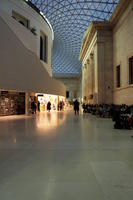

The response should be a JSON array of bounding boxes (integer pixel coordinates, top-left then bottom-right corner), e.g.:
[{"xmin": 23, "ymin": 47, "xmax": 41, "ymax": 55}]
[{"xmin": 0, "ymin": 112, "xmax": 133, "ymax": 200}]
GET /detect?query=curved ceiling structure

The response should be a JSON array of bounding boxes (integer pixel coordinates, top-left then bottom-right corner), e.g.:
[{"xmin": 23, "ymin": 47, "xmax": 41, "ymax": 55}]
[{"xmin": 30, "ymin": 0, "xmax": 119, "ymax": 77}]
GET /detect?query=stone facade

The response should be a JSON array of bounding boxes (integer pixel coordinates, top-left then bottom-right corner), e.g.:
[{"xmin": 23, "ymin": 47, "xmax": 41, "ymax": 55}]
[
  {"xmin": 80, "ymin": 0, "xmax": 133, "ymax": 105},
  {"xmin": 57, "ymin": 77, "xmax": 81, "ymax": 102},
  {"xmin": 80, "ymin": 23, "xmax": 113, "ymax": 104},
  {"xmin": 112, "ymin": 0, "xmax": 133, "ymax": 105}
]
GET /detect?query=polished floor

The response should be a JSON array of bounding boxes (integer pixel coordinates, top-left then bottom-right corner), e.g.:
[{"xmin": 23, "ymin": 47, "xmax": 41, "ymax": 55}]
[{"xmin": 0, "ymin": 111, "xmax": 133, "ymax": 200}]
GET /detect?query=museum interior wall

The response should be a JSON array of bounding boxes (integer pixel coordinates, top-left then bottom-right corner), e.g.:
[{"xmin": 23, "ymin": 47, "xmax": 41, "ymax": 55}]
[
  {"xmin": 0, "ymin": 0, "xmax": 53, "ymax": 76},
  {"xmin": 0, "ymin": 16, "xmax": 65, "ymax": 96},
  {"xmin": 57, "ymin": 77, "xmax": 81, "ymax": 102},
  {"xmin": 97, "ymin": 29, "xmax": 113, "ymax": 104},
  {"xmin": 79, "ymin": 0, "xmax": 133, "ymax": 105},
  {"xmin": 80, "ymin": 23, "xmax": 113, "ymax": 104},
  {"xmin": 0, "ymin": 0, "xmax": 66, "ymax": 116},
  {"xmin": 81, "ymin": 30, "xmax": 97, "ymax": 103},
  {"xmin": 112, "ymin": 0, "xmax": 133, "ymax": 105}
]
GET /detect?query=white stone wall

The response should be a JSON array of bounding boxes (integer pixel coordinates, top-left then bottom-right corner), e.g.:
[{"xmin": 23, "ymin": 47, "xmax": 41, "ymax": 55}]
[
  {"xmin": 97, "ymin": 30, "xmax": 113, "ymax": 104},
  {"xmin": 0, "ymin": 0, "xmax": 53, "ymax": 76},
  {"xmin": 57, "ymin": 78, "xmax": 81, "ymax": 102},
  {"xmin": 113, "ymin": 1, "xmax": 133, "ymax": 105},
  {"xmin": 81, "ymin": 28, "xmax": 113, "ymax": 104},
  {"xmin": 81, "ymin": 32, "xmax": 97, "ymax": 103},
  {"xmin": 0, "ymin": 16, "xmax": 65, "ymax": 96}
]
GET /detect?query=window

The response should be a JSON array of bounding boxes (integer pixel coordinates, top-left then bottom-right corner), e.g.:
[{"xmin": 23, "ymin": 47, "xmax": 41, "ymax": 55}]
[
  {"xmin": 44, "ymin": 35, "xmax": 47, "ymax": 63},
  {"xmin": 12, "ymin": 11, "xmax": 29, "ymax": 28},
  {"xmin": 66, "ymin": 91, "xmax": 69, "ymax": 98},
  {"xmin": 40, "ymin": 36, "xmax": 43, "ymax": 60},
  {"xmin": 19, "ymin": 21, "xmax": 25, "ymax": 26},
  {"xmin": 129, "ymin": 56, "xmax": 133, "ymax": 85},
  {"xmin": 40, "ymin": 31, "xmax": 48, "ymax": 63},
  {"xmin": 116, "ymin": 65, "xmax": 120, "ymax": 88}
]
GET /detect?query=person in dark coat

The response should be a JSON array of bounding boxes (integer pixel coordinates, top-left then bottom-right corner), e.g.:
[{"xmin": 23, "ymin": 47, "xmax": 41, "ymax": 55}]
[
  {"xmin": 73, "ymin": 99, "xmax": 79, "ymax": 115},
  {"xmin": 47, "ymin": 101, "xmax": 51, "ymax": 112},
  {"xmin": 34, "ymin": 102, "xmax": 37, "ymax": 114},
  {"xmin": 31, "ymin": 101, "xmax": 35, "ymax": 114},
  {"xmin": 37, "ymin": 101, "xmax": 40, "ymax": 112}
]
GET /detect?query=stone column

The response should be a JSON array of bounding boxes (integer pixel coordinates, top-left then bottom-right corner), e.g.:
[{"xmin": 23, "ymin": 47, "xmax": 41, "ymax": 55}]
[
  {"xmin": 86, "ymin": 59, "xmax": 90, "ymax": 101},
  {"xmin": 90, "ymin": 53, "xmax": 94, "ymax": 95},
  {"xmin": 82, "ymin": 64, "xmax": 87, "ymax": 102},
  {"xmin": 87, "ymin": 53, "xmax": 95, "ymax": 104},
  {"xmin": 82, "ymin": 66, "xmax": 84, "ymax": 100},
  {"xmin": 84, "ymin": 63, "xmax": 87, "ymax": 100},
  {"xmin": 25, "ymin": 92, "xmax": 30, "ymax": 115},
  {"xmin": 57, "ymin": 96, "xmax": 59, "ymax": 110}
]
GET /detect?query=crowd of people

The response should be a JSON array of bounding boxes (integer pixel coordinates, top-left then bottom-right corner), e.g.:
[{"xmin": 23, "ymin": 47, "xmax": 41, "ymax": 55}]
[
  {"xmin": 82, "ymin": 103, "xmax": 133, "ymax": 129},
  {"xmin": 30, "ymin": 98, "xmax": 133, "ymax": 129},
  {"xmin": 30, "ymin": 100, "xmax": 65, "ymax": 113}
]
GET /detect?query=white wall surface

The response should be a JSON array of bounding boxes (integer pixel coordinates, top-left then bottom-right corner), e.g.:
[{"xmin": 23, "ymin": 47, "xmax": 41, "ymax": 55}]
[
  {"xmin": 81, "ymin": 28, "xmax": 113, "ymax": 104},
  {"xmin": 57, "ymin": 78, "xmax": 81, "ymax": 101},
  {"xmin": 0, "ymin": 16, "xmax": 65, "ymax": 96},
  {"xmin": 0, "ymin": 0, "xmax": 53, "ymax": 75},
  {"xmin": 97, "ymin": 30, "xmax": 113, "ymax": 104},
  {"xmin": 0, "ymin": 10, "xmax": 37, "ymax": 54},
  {"xmin": 113, "ymin": 0, "xmax": 133, "ymax": 105}
]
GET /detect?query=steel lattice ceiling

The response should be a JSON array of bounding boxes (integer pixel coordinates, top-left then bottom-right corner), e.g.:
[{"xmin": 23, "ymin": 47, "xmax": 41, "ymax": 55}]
[{"xmin": 30, "ymin": 0, "xmax": 119, "ymax": 77}]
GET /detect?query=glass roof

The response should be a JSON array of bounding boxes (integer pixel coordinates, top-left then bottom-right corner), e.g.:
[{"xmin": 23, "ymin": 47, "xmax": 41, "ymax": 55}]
[{"xmin": 30, "ymin": 0, "xmax": 119, "ymax": 77}]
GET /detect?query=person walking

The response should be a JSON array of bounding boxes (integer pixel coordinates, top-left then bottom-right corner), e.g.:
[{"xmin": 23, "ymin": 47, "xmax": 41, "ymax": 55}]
[
  {"xmin": 73, "ymin": 99, "xmax": 79, "ymax": 115},
  {"xmin": 34, "ymin": 102, "xmax": 37, "ymax": 114},
  {"xmin": 31, "ymin": 101, "xmax": 35, "ymax": 114},
  {"xmin": 47, "ymin": 101, "xmax": 51, "ymax": 112},
  {"xmin": 37, "ymin": 101, "xmax": 40, "ymax": 112}
]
